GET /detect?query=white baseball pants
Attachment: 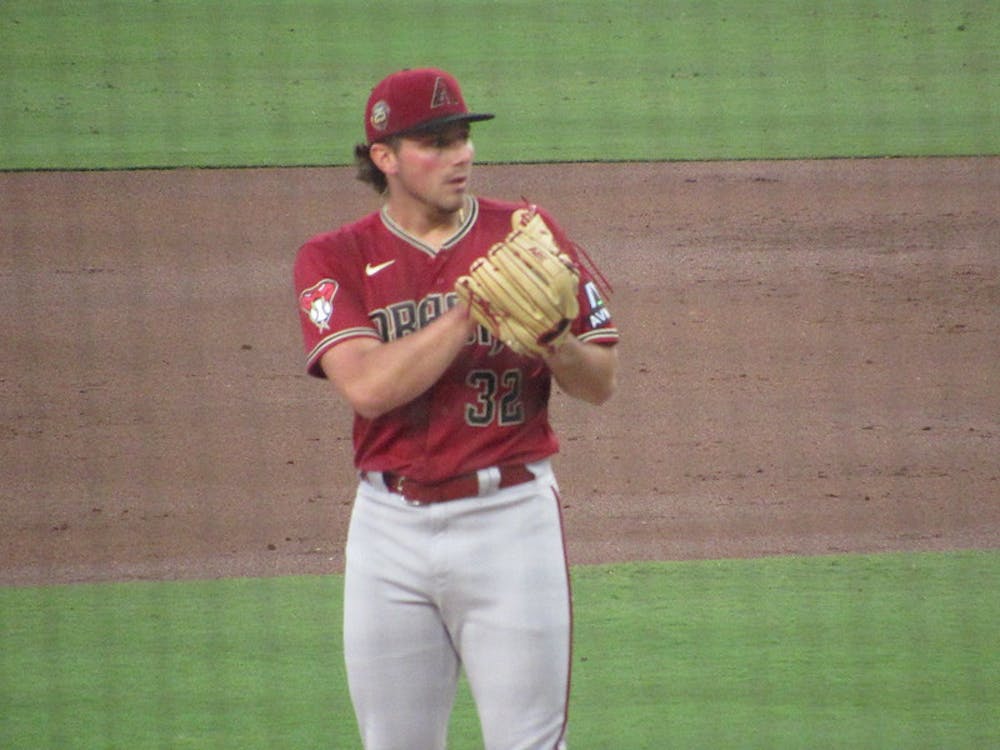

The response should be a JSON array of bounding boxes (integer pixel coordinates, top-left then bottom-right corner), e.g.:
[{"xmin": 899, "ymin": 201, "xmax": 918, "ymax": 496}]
[{"xmin": 342, "ymin": 459, "xmax": 571, "ymax": 749}]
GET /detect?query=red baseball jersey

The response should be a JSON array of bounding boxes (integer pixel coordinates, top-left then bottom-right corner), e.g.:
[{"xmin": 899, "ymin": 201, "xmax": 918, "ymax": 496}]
[{"xmin": 294, "ymin": 197, "xmax": 618, "ymax": 483}]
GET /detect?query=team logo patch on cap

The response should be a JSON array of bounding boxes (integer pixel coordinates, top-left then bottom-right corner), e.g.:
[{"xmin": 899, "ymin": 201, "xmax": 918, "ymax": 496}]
[
  {"xmin": 370, "ymin": 100, "xmax": 390, "ymax": 133},
  {"xmin": 430, "ymin": 76, "xmax": 460, "ymax": 109},
  {"xmin": 299, "ymin": 279, "xmax": 339, "ymax": 332}
]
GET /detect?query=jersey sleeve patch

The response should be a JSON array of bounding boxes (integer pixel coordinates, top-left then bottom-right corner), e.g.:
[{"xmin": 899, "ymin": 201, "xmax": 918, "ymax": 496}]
[{"xmin": 299, "ymin": 278, "xmax": 339, "ymax": 332}]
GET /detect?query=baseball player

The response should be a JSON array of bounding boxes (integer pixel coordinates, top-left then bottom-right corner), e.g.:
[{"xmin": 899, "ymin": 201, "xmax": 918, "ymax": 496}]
[{"xmin": 293, "ymin": 68, "xmax": 619, "ymax": 749}]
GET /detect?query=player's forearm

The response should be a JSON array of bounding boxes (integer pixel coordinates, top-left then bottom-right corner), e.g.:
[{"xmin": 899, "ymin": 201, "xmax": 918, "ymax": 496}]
[
  {"xmin": 545, "ymin": 338, "xmax": 618, "ymax": 405},
  {"xmin": 324, "ymin": 306, "xmax": 475, "ymax": 419}
]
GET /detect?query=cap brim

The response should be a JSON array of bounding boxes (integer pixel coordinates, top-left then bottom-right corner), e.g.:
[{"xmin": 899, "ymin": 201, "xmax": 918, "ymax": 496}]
[{"xmin": 397, "ymin": 112, "xmax": 495, "ymax": 137}]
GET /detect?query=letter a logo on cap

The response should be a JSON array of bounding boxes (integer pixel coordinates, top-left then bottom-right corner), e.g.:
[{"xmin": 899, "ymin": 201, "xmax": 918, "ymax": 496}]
[{"xmin": 430, "ymin": 76, "xmax": 460, "ymax": 109}]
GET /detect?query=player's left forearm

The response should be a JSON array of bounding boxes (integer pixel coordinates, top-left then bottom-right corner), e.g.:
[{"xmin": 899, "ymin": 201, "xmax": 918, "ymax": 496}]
[{"xmin": 544, "ymin": 337, "xmax": 618, "ymax": 405}]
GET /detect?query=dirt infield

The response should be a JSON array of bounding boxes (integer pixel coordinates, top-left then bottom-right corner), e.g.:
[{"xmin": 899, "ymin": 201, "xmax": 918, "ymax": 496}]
[{"xmin": 2, "ymin": 157, "xmax": 997, "ymax": 587}]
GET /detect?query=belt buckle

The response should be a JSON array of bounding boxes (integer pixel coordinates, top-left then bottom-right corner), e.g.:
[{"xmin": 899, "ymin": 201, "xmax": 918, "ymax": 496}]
[{"xmin": 395, "ymin": 476, "xmax": 428, "ymax": 507}]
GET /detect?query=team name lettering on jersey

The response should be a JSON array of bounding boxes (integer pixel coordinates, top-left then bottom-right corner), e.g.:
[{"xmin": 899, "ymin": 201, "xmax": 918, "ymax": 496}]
[
  {"xmin": 368, "ymin": 291, "xmax": 504, "ymax": 355},
  {"xmin": 370, "ymin": 292, "xmax": 454, "ymax": 342}
]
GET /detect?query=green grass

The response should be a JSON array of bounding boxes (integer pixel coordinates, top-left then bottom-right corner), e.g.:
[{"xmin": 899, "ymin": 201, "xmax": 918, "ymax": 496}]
[
  {"xmin": 2, "ymin": 551, "xmax": 998, "ymax": 749},
  {"xmin": 0, "ymin": 577, "xmax": 349, "ymax": 749},
  {"xmin": 1, "ymin": 0, "xmax": 996, "ymax": 169},
  {"xmin": 571, "ymin": 552, "xmax": 1000, "ymax": 749}
]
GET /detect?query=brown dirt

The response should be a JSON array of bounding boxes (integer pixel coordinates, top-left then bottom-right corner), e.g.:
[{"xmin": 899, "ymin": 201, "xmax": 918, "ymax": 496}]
[{"xmin": 1, "ymin": 157, "xmax": 997, "ymax": 587}]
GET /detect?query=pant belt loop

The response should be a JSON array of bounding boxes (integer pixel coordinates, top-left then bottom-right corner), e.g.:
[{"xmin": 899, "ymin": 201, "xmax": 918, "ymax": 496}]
[
  {"xmin": 362, "ymin": 470, "xmax": 390, "ymax": 492},
  {"xmin": 525, "ymin": 459, "xmax": 548, "ymax": 480},
  {"xmin": 477, "ymin": 466, "xmax": 502, "ymax": 495}
]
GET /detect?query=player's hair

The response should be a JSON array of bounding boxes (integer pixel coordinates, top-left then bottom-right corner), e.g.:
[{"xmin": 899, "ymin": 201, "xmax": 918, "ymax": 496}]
[{"xmin": 354, "ymin": 139, "xmax": 399, "ymax": 194}]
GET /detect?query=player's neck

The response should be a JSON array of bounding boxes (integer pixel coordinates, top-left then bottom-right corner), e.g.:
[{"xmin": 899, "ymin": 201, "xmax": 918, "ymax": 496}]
[{"xmin": 383, "ymin": 196, "xmax": 469, "ymax": 247}]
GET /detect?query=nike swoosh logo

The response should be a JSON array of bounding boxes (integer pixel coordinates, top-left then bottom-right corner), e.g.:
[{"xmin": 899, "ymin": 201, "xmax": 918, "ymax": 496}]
[{"xmin": 365, "ymin": 260, "xmax": 396, "ymax": 277}]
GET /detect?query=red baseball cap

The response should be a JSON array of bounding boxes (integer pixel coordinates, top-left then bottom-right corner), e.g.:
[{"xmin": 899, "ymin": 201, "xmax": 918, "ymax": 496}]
[{"xmin": 364, "ymin": 68, "xmax": 494, "ymax": 144}]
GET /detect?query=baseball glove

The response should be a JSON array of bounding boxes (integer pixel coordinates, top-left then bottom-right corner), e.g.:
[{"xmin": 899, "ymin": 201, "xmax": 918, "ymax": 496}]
[{"xmin": 456, "ymin": 208, "xmax": 580, "ymax": 358}]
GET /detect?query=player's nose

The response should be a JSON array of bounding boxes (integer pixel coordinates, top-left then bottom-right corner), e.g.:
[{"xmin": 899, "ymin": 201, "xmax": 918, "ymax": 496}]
[{"xmin": 452, "ymin": 138, "xmax": 475, "ymax": 164}]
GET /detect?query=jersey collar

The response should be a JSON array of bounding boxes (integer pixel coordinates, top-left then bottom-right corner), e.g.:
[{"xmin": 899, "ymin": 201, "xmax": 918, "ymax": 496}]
[{"xmin": 380, "ymin": 196, "xmax": 478, "ymax": 258}]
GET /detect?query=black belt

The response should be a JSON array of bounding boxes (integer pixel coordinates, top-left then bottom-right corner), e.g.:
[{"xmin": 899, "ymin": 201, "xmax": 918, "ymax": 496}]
[{"xmin": 369, "ymin": 464, "xmax": 536, "ymax": 504}]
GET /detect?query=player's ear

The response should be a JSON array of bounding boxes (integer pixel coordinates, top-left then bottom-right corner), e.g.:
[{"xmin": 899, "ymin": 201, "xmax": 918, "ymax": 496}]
[{"xmin": 369, "ymin": 142, "xmax": 398, "ymax": 176}]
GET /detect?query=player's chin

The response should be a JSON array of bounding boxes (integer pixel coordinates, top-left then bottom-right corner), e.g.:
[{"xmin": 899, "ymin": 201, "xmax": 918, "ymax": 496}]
[{"xmin": 440, "ymin": 184, "xmax": 468, "ymax": 210}]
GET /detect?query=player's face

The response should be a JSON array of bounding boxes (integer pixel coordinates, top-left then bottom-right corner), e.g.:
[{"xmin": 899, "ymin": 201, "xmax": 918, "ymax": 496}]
[{"xmin": 392, "ymin": 123, "xmax": 475, "ymax": 216}]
